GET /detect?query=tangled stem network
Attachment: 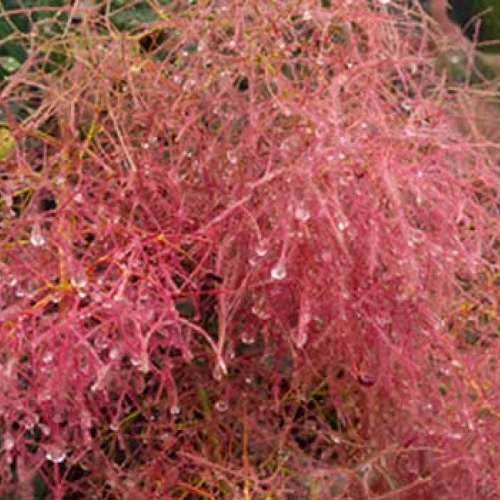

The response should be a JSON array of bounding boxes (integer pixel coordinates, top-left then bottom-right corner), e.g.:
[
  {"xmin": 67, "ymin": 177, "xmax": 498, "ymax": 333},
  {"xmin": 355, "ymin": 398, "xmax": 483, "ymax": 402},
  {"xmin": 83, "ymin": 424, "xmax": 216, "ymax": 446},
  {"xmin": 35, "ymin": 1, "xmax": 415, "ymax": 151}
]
[{"xmin": 0, "ymin": 1, "xmax": 500, "ymax": 498}]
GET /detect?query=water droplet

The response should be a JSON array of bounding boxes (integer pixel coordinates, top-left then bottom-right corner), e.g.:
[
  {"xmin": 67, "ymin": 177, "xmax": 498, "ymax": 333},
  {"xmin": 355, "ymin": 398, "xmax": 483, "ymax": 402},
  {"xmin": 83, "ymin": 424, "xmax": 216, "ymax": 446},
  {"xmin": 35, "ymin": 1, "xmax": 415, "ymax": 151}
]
[
  {"xmin": 292, "ymin": 329, "xmax": 308, "ymax": 349},
  {"xmin": 215, "ymin": 400, "xmax": 229, "ymax": 412},
  {"xmin": 251, "ymin": 303, "xmax": 270, "ymax": 320},
  {"xmin": 357, "ymin": 463, "xmax": 372, "ymax": 476},
  {"xmin": 321, "ymin": 251, "xmax": 332, "ymax": 263},
  {"xmin": 226, "ymin": 150, "xmax": 238, "ymax": 164},
  {"xmin": 109, "ymin": 348, "xmax": 120, "ymax": 360},
  {"xmin": 315, "ymin": 125, "xmax": 326, "ymax": 138},
  {"xmin": 54, "ymin": 175, "xmax": 65, "ymax": 185},
  {"xmin": 405, "ymin": 126, "xmax": 417, "ymax": 137},
  {"xmin": 183, "ymin": 78, "xmax": 196, "ymax": 91},
  {"xmin": 378, "ymin": 0, "xmax": 390, "ymax": 4},
  {"xmin": 170, "ymin": 404, "xmax": 181, "ymax": 416},
  {"xmin": 303, "ymin": 9, "xmax": 312, "ymax": 20},
  {"xmin": 71, "ymin": 275, "xmax": 87, "ymax": 288},
  {"xmin": 30, "ymin": 225, "xmax": 45, "ymax": 247},
  {"xmin": 45, "ymin": 446, "xmax": 66, "ymax": 463},
  {"xmin": 212, "ymin": 364, "xmax": 224, "ymax": 381},
  {"xmin": 271, "ymin": 262, "xmax": 286, "ymax": 280},
  {"xmin": 42, "ymin": 352, "xmax": 53, "ymax": 363},
  {"xmin": 4, "ymin": 433, "xmax": 14, "ymax": 451},
  {"xmin": 241, "ymin": 331, "xmax": 256, "ymax": 345},
  {"xmin": 245, "ymin": 376, "xmax": 253, "ymax": 384},
  {"xmin": 74, "ymin": 193, "xmax": 84, "ymax": 203},
  {"xmin": 294, "ymin": 205, "xmax": 311, "ymax": 222},
  {"xmin": 226, "ymin": 343, "xmax": 235, "ymax": 360},
  {"xmin": 358, "ymin": 374, "xmax": 375, "ymax": 387},
  {"xmin": 23, "ymin": 414, "xmax": 39, "ymax": 430},
  {"xmin": 39, "ymin": 424, "xmax": 51, "ymax": 436},
  {"xmin": 38, "ymin": 391, "xmax": 52, "ymax": 402},
  {"xmin": 255, "ymin": 242, "xmax": 268, "ymax": 257},
  {"xmin": 141, "ymin": 142, "xmax": 149, "ymax": 149},
  {"xmin": 401, "ymin": 101, "xmax": 412, "ymax": 113},
  {"xmin": 338, "ymin": 220, "xmax": 349, "ymax": 231}
]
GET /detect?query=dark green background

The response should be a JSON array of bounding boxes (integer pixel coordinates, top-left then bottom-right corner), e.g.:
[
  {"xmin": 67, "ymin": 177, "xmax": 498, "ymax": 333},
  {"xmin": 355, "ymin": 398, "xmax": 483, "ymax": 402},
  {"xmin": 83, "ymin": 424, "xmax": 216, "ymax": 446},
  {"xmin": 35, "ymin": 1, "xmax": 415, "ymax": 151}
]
[{"xmin": 450, "ymin": 0, "xmax": 500, "ymax": 52}]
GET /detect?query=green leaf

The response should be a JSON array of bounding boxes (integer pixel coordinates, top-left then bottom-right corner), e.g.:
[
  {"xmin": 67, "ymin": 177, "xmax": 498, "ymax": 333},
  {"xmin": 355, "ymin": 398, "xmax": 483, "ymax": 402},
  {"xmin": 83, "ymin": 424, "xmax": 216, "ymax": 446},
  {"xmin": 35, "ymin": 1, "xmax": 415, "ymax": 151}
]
[
  {"xmin": 110, "ymin": 4, "xmax": 157, "ymax": 31},
  {"xmin": 451, "ymin": 0, "xmax": 500, "ymax": 53},
  {"xmin": 0, "ymin": 55, "xmax": 21, "ymax": 72},
  {"xmin": 0, "ymin": 127, "xmax": 15, "ymax": 160}
]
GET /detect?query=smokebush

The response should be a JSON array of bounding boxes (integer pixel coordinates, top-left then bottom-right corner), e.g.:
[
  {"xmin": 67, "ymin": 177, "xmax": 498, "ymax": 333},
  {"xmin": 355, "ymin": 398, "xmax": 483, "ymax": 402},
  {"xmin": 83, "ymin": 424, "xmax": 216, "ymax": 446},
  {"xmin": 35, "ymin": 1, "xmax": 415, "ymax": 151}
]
[{"xmin": 1, "ymin": 1, "xmax": 500, "ymax": 498}]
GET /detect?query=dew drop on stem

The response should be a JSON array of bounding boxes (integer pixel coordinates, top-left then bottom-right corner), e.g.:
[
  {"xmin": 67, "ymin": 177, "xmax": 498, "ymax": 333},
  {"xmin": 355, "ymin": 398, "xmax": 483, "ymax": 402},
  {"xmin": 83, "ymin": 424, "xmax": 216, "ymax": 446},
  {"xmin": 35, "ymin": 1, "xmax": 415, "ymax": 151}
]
[
  {"xmin": 338, "ymin": 220, "xmax": 349, "ymax": 231},
  {"xmin": 358, "ymin": 373, "xmax": 375, "ymax": 387},
  {"xmin": 241, "ymin": 331, "xmax": 256, "ymax": 345},
  {"xmin": 42, "ymin": 352, "xmax": 53, "ymax": 363},
  {"xmin": 30, "ymin": 224, "xmax": 45, "ymax": 247},
  {"xmin": 71, "ymin": 275, "xmax": 87, "ymax": 289},
  {"xmin": 109, "ymin": 348, "xmax": 120, "ymax": 360},
  {"xmin": 45, "ymin": 445, "xmax": 66, "ymax": 464},
  {"xmin": 255, "ymin": 242, "xmax": 268, "ymax": 257},
  {"xmin": 215, "ymin": 400, "xmax": 229, "ymax": 413},
  {"xmin": 39, "ymin": 424, "xmax": 50, "ymax": 436},
  {"xmin": 294, "ymin": 205, "xmax": 311, "ymax": 222},
  {"xmin": 54, "ymin": 175, "xmax": 65, "ymax": 186},
  {"xmin": 226, "ymin": 150, "xmax": 238, "ymax": 164},
  {"xmin": 303, "ymin": 9, "xmax": 312, "ymax": 21},
  {"xmin": 271, "ymin": 262, "xmax": 287, "ymax": 280},
  {"xmin": 251, "ymin": 302, "xmax": 270, "ymax": 320},
  {"xmin": 3, "ymin": 433, "xmax": 14, "ymax": 451},
  {"xmin": 212, "ymin": 364, "xmax": 224, "ymax": 381},
  {"xmin": 292, "ymin": 329, "xmax": 308, "ymax": 349}
]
